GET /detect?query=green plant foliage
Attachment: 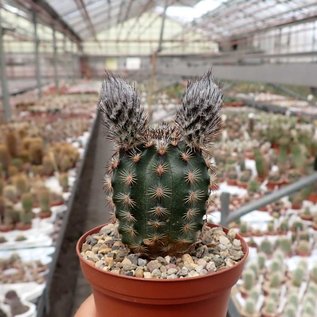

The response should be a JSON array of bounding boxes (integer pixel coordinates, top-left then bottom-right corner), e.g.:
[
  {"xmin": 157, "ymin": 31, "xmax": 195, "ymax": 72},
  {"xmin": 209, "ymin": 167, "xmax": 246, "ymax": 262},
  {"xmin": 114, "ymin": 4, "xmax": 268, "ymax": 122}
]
[{"xmin": 100, "ymin": 72, "xmax": 222, "ymax": 257}]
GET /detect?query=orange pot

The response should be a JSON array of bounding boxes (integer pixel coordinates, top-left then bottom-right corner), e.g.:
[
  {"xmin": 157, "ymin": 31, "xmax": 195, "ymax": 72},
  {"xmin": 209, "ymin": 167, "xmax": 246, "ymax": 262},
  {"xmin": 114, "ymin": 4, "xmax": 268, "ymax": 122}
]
[{"xmin": 77, "ymin": 224, "xmax": 249, "ymax": 317}]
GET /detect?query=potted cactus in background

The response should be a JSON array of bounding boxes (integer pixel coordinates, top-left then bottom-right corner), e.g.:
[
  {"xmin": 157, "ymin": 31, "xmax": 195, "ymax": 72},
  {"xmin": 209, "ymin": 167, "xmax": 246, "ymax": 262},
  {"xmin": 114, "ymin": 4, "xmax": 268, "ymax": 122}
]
[
  {"xmin": 38, "ymin": 187, "xmax": 52, "ymax": 219},
  {"xmin": 76, "ymin": 72, "xmax": 248, "ymax": 317}
]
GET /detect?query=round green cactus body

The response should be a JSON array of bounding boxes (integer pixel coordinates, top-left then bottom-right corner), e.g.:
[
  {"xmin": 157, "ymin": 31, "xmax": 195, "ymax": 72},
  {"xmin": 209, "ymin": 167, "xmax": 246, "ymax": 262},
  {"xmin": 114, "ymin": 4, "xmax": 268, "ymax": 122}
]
[{"xmin": 111, "ymin": 141, "xmax": 210, "ymax": 256}]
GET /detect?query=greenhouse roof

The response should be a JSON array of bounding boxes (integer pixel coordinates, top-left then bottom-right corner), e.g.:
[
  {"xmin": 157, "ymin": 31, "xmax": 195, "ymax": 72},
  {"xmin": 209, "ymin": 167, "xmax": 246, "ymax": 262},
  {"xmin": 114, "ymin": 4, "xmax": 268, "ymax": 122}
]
[{"xmin": 3, "ymin": 0, "xmax": 317, "ymax": 43}]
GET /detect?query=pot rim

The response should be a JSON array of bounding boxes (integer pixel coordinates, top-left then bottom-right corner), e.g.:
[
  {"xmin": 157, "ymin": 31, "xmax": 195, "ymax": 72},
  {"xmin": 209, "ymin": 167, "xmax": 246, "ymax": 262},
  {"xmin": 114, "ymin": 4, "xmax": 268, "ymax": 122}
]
[{"xmin": 77, "ymin": 222, "xmax": 249, "ymax": 283}]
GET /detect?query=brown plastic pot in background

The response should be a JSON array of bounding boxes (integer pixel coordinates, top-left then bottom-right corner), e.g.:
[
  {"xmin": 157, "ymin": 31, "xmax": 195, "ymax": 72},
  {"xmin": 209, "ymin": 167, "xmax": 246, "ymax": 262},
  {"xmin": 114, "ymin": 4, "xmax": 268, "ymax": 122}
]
[{"xmin": 77, "ymin": 223, "xmax": 249, "ymax": 317}]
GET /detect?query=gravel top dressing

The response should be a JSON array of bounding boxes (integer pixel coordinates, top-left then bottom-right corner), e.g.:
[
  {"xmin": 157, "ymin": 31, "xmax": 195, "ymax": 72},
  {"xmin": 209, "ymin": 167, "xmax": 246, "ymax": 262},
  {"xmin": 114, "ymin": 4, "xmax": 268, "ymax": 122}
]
[{"xmin": 81, "ymin": 222, "xmax": 244, "ymax": 279}]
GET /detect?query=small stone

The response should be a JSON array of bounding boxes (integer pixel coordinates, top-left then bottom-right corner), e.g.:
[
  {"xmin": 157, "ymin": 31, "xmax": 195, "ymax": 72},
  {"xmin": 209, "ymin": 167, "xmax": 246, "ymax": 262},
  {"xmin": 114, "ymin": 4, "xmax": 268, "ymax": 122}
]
[
  {"xmin": 147, "ymin": 260, "xmax": 161, "ymax": 272},
  {"xmin": 212, "ymin": 256, "xmax": 224, "ymax": 268},
  {"xmin": 144, "ymin": 272, "xmax": 152, "ymax": 279},
  {"xmin": 227, "ymin": 228, "xmax": 237, "ymax": 240},
  {"xmin": 121, "ymin": 257, "xmax": 132, "ymax": 266},
  {"xmin": 161, "ymin": 272, "xmax": 167, "ymax": 279},
  {"xmin": 188, "ymin": 270, "xmax": 199, "ymax": 277},
  {"xmin": 115, "ymin": 250, "xmax": 127, "ymax": 261},
  {"xmin": 212, "ymin": 227, "xmax": 226, "ymax": 236},
  {"xmin": 206, "ymin": 261, "xmax": 216, "ymax": 272},
  {"xmin": 121, "ymin": 257, "xmax": 137, "ymax": 271},
  {"xmin": 233, "ymin": 239, "xmax": 241, "ymax": 248},
  {"xmin": 225, "ymin": 258, "xmax": 236, "ymax": 267},
  {"xmin": 166, "ymin": 274, "xmax": 177, "ymax": 279},
  {"xmin": 137, "ymin": 258, "xmax": 147, "ymax": 267},
  {"xmin": 95, "ymin": 260, "xmax": 105, "ymax": 269},
  {"xmin": 166, "ymin": 263, "xmax": 177, "ymax": 270},
  {"xmin": 182, "ymin": 254, "xmax": 194, "ymax": 264},
  {"xmin": 127, "ymin": 254, "xmax": 139, "ymax": 265},
  {"xmin": 164, "ymin": 255, "xmax": 171, "ymax": 263},
  {"xmin": 195, "ymin": 265, "xmax": 204, "ymax": 273},
  {"xmin": 82, "ymin": 243, "xmax": 91, "ymax": 252},
  {"xmin": 124, "ymin": 271, "xmax": 134, "ymax": 276},
  {"xmin": 104, "ymin": 236, "xmax": 113, "ymax": 243},
  {"xmin": 182, "ymin": 254, "xmax": 197, "ymax": 270},
  {"xmin": 195, "ymin": 245, "xmax": 208, "ymax": 258},
  {"xmin": 86, "ymin": 235, "xmax": 97, "ymax": 246},
  {"xmin": 160, "ymin": 266, "xmax": 167, "ymax": 274},
  {"xmin": 98, "ymin": 246, "xmax": 112, "ymax": 254},
  {"xmin": 135, "ymin": 267, "xmax": 144, "ymax": 278},
  {"xmin": 167, "ymin": 268, "xmax": 178, "ymax": 275},
  {"xmin": 199, "ymin": 269, "xmax": 208, "ymax": 276},
  {"xmin": 100, "ymin": 224, "xmax": 114, "ymax": 235},
  {"xmin": 85, "ymin": 250, "xmax": 99, "ymax": 262},
  {"xmin": 104, "ymin": 256, "xmax": 114, "ymax": 266},
  {"xmin": 112, "ymin": 241, "xmax": 124, "ymax": 250},
  {"xmin": 229, "ymin": 249, "xmax": 244, "ymax": 261},
  {"xmin": 157, "ymin": 256, "xmax": 167, "ymax": 265},
  {"xmin": 152, "ymin": 269, "xmax": 162, "ymax": 278},
  {"xmin": 111, "ymin": 268, "xmax": 121, "ymax": 275},
  {"xmin": 197, "ymin": 259, "xmax": 207, "ymax": 268},
  {"xmin": 219, "ymin": 236, "xmax": 230, "ymax": 246},
  {"xmin": 178, "ymin": 267, "xmax": 189, "ymax": 277}
]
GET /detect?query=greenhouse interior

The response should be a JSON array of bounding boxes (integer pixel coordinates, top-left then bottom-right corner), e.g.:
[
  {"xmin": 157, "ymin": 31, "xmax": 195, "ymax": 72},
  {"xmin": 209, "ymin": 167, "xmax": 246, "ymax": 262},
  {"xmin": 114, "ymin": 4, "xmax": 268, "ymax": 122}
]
[{"xmin": 1, "ymin": 0, "xmax": 317, "ymax": 317}]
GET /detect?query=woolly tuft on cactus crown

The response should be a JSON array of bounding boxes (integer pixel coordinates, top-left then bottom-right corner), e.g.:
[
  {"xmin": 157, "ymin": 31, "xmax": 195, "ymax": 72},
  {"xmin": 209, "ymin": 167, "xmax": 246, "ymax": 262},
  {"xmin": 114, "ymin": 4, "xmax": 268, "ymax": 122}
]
[{"xmin": 100, "ymin": 71, "xmax": 222, "ymax": 257}]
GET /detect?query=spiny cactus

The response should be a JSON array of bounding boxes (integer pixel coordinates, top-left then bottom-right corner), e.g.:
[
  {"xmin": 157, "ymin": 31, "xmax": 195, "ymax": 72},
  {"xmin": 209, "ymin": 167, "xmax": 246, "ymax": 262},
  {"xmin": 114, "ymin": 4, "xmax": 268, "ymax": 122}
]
[
  {"xmin": 21, "ymin": 193, "xmax": 33, "ymax": 214},
  {"xmin": 13, "ymin": 174, "xmax": 29, "ymax": 197},
  {"xmin": 6, "ymin": 130, "xmax": 19, "ymax": 158},
  {"xmin": 100, "ymin": 71, "xmax": 222, "ymax": 257},
  {"xmin": 42, "ymin": 155, "xmax": 55, "ymax": 176},
  {"xmin": 59, "ymin": 173, "xmax": 69, "ymax": 192},
  {"xmin": 39, "ymin": 188, "xmax": 50, "ymax": 211},
  {"xmin": 0, "ymin": 145, "xmax": 10, "ymax": 175}
]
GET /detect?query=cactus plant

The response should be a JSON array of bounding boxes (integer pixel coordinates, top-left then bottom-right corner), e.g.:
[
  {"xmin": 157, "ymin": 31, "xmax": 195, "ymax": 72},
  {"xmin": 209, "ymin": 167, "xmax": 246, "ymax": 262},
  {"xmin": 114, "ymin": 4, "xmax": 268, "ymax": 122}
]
[
  {"xmin": 28, "ymin": 138, "xmax": 44, "ymax": 165},
  {"xmin": 3, "ymin": 185, "xmax": 18, "ymax": 204},
  {"xmin": 249, "ymin": 289, "xmax": 260, "ymax": 302},
  {"xmin": 291, "ymin": 267, "xmax": 304, "ymax": 287},
  {"xmin": 309, "ymin": 265, "xmax": 317, "ymax": 284},
  {"xmin": 21, "ymin": 193, "xmax": 33, "ymax": 214},
  {"xmin": 278, "ymin": 237, "xmax": 292, "ymax": 255},
  {"xmin": 283, "ymin": 306, "xmax": 296, "ymax": 317},
  {"xmin": 0, "ymin": 145, "xmax": 10, "ymax": 175},
  {"xmin": 244, "ymin": 298, "xmax": 256, "ymax": 315},
  {"xmin": 13, "ymin": 174, "xmax": 29, "ymax": 196},
  {"xmin": 99, "ymin": 72, "xmax": 222, "ymax": 256},
  {"xmin": 307, "ymin": 283, "xmax": 317, "ymax": 294},
  {"xmin": 302, "ymin": 302, "xmax": 315, "ymax": 316},
  {"xmin": 269, "ymin": 272, "xmax": 283, "ymax": 288},
  {"xmin": 262, "ymin": 298, "xmax": 276, "ymax": 315},
  {"xmin": 286, "ymin": 292, "xmax": 298, "ymax": 308},
  {"xmin": 247, "ymin": 179, "xmax": 260, "ymax": 194},
  {"xmin": 254, "ymin": 149, "xmax": 268, "ymax": 180},
  {"xmin": 278, "ymin": 220, "xmax": 289, "ymax": 234},
  {"xmin": 59, "ymin": 173, "xmax": 69, "ymax": 192},
  {"xmin": 259, "ymin": 239, "xmax": 273, "ymax": 256},
  {"xmin": 0, "ymin": 203, "xmax": 19, "ymax": 231},
  {"xmin": 300, "ymin": 207, "xmax": 313, "ymax": 221},
  {"xmin": 257, "ymin": 252, "xmax": 266, "ymax": 271},
  {"xmin": 42, "ymin": 155, "xmax": 55, "ymax": 176},
  {"xmin": 242, "ymin": 269, "xmax": 256, "ymax": 291},
  {"xmin": 38, "ymin": 188, "xmax": 51, "ymax": 218},
  {"xmin": 0, "ymin": 178, "xmax": 3, "ymax": 195},
  {"xmin": 295, "ymin": 239, "xmax": 310, "ymax": 256},
  {"xmin": 17, "ymin": 195, "xmax": 33, "ymax": 230},
  {"xmin": 6, "ymin": 130, "xmax": 19, "ymax": 158}
]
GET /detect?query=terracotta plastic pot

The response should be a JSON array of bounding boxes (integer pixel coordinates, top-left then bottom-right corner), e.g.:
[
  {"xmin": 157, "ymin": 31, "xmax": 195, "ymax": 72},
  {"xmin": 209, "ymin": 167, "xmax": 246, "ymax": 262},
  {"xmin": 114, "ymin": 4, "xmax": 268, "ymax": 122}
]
[{"xmin": 77, "ymin": 223, "xmax": 248, "ymax": 317}]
